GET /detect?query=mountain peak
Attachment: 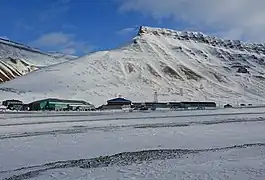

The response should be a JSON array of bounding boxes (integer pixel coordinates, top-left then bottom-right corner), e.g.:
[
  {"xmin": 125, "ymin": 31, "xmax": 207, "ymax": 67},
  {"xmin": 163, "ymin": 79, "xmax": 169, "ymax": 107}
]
[
  {"xmin": 137, "ymin": 26, "xmax": 265, "ymax": 54},
  {"xmin": 138, "ymin": 26, "xmax": 204, "ymax": 37}
]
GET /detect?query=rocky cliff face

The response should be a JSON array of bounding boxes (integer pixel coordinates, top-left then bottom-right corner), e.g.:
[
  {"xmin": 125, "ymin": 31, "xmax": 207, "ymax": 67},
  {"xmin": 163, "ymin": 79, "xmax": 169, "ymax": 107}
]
[{"xmin": 139, "ymin": 26, "xmax": 265, "ymax": 54}]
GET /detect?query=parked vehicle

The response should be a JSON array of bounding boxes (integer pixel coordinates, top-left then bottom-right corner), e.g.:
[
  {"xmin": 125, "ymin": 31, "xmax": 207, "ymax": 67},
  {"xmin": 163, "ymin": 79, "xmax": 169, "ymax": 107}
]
[{"xmin": 224, "ymin": 104, "xmax": 233, "ymax": 108}]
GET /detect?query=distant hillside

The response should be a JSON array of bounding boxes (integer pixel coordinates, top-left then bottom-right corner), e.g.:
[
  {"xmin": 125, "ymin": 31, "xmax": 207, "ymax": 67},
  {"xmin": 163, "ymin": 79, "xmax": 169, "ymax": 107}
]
[{"xmin": 0, "ymin": 38, "xmax": 72, "ymax": 82}]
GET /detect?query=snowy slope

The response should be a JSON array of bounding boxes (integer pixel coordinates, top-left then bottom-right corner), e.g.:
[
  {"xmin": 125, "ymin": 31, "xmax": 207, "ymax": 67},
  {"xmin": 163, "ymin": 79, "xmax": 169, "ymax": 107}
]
[
  {"xmin": 0, "ymin": 38, "xmax": 70, "ymax": 82},
  {"xmin": 1, "ymin": 26, "xmax": 265, "ymax": 106}
]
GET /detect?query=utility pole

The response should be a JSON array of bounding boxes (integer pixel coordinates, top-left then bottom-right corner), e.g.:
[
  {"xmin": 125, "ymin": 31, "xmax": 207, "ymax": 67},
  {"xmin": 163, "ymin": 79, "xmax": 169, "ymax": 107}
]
[{"xmin": 154, "ymin": 92, "xmax": 158, "ymax": 103}]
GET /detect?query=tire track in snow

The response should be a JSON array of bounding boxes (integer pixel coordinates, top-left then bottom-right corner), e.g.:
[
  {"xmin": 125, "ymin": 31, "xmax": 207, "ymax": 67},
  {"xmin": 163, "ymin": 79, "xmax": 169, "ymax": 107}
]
[
  {"xmin": 1, "ymin": 111, "xmax": 265, "ymax": 127},
  {"xmin": 1, "ymin": 117, "xmax": 265, "ymax": 140},
  {"xmin": 2, "ymin": 143, "xmax": 265, "ymax": 180}
]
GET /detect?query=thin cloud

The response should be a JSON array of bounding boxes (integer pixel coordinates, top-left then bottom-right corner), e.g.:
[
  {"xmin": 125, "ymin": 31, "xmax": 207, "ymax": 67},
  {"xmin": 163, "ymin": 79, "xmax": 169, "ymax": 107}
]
[
  {"xmin": 118, "ymin": 0, "xmax": 265, "ymax": 42},
  {"xmin": 31, "ymin": 32, "xmax": 74, "ymax": 47},
  {"xmin": 30, "ymin": 32, "xmax": 93, "ymax": 55},
  {"xmin": 62, "ymin": 48, "xmax": 76, "ymax": 55},
  {"xmin": 117, "ymin": 27, "xmax": 138, "ymax": 35}
]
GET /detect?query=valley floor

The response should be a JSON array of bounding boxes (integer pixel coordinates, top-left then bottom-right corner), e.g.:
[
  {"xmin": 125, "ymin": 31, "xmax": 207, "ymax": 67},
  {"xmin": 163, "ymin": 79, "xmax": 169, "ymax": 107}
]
[{"xmin": 1, "ymin": 108, "xmax": 265, "ymax": 179}]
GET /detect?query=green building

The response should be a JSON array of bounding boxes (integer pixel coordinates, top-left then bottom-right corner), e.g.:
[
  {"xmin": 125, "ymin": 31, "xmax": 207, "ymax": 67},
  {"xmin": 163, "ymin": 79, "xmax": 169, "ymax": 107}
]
[{"xmin": 28, "ymin": 98, "xmax": 95, "ymax": 111}]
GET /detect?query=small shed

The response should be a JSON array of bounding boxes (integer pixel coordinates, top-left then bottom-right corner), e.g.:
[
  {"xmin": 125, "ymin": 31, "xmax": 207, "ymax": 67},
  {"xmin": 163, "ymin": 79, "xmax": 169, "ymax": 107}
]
[
  {"xmin": 2, "ymin": 99, "xmax": 24, "ymax": 111},
  {"xmin": 2, "ymin": 99, "xmax": 23, "ymax": 106},
  {"xmin": 107, "ymin": 98, "xmax": 132, "ymax": 106}
]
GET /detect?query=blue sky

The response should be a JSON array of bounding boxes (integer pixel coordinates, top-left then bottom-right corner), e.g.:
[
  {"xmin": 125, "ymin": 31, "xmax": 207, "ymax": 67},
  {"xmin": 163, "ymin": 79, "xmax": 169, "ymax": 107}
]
[
  {"xmin": 0, "ymin": 0, "xmax": 165, "ymax": 55},
  {"xmin": 1, "ymin": 0, "xmax": 264, "ymax": 56}
]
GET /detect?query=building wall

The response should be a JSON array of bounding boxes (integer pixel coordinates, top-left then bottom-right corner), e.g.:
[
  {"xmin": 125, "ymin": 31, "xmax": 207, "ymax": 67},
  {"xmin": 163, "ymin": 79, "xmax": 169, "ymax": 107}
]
[
  {"xmin": 40, "ymin": 101, "xmax": 48, "ymax": 110},
  {"xmin": 46, "ymin": 102, "xmax": 68, "ymax": 110},
  {"xmin": 107, "ymin": 101, "xmax": 131, "ymax": 106},
  {"xmin": 30, "ymin": 101, "xmax": 47, "ymax": 111},
  {"xmin": 30, "ymin": 99, "xmax": 94, "ymax": 111}
]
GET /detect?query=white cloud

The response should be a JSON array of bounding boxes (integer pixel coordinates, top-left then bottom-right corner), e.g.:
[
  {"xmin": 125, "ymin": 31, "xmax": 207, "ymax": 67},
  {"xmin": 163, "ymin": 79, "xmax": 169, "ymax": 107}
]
[
  {"xmin": 31, "ymin": 32, "xmax": 73, "ymax": 47},
  {"xmin": 61, "ymin": 48, "xmax": 76, "ymax": 55},
  {"xmin": 117, "ymin": 27, "xmax": 138, "ymax": 35},
  {"xmin": 31, "ymin": 32, "xmax": 93, "ymax": 55},
  {"xmin": 118, "ymin": 0, "xmax": 265, "ymax": 42}
]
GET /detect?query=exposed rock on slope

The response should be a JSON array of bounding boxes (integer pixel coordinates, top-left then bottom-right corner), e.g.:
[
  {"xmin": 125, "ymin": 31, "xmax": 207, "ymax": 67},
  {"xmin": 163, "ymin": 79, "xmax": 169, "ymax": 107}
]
[
  {"xmin": 0, "ymin": 38, "xmax": 70, "ymax": 82},
  {"xmin": 0, "ymin": 57, "xmax": 37, "ymax": 82},
  {"xmin": 1, "ymin": 26, "xmax": 265, "ymax": 106}
]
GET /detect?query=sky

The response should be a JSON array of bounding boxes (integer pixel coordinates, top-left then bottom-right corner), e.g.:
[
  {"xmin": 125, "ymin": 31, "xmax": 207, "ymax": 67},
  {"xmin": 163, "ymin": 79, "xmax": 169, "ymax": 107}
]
[{"xmin": 1, "ymin": 0, "xmax": 265, "ymax": 56}]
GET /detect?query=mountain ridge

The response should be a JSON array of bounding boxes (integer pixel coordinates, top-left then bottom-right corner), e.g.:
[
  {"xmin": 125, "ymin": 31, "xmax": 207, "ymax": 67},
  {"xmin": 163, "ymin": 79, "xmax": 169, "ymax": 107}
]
[
  {"xmin": 139, "ymin": 26, "xmax": 265, "ymax": 47},
  {"xmin": 0, "ymin": 38, "xmax": 47, "ymax": 56},
  {"xmin": 1, "ymin": 26, "xmax": 265, "ymax": 106}
]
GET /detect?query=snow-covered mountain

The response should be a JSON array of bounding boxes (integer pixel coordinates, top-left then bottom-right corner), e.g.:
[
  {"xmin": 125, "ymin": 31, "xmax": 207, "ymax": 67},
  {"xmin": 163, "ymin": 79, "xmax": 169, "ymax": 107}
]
[
  {"xmin": 0, "ymin": 38, "xmax": 70, "ymax": 82},
  {"xmin": 1, "ymin": 26, "xmax": 265, "ymax": 106}
]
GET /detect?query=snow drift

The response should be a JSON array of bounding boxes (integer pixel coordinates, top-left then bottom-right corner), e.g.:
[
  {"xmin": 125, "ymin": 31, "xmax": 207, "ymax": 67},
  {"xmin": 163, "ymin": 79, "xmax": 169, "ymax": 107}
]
[{"xmin": 1, "ymin": 26, "xmax": 265, "ymax": 106}]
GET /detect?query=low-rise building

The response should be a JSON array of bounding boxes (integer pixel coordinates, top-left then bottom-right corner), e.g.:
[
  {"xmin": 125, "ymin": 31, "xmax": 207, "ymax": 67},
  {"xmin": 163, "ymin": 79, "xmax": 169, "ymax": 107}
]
[
  {"xmin": 132, "ymin": 102, "xmax": 168, "ymax": 110},
  {"xmin": 107, "ymin": 97, "xmax": 132, "ymax": 106},
  {"xmin": 28, "ymin": 98, "xmax": 95, "ymax": 111},
  {"xmin": 179, "ymin": 101, "xmax": 216, "ymax": 109},
  {"xmin": 2, "ymin": 99, "xmax": 24, "ymax": 111},
  {"xmin": 98, "ymin": 97, "xmax": 132, "ymax": 110},
  {"xmin": 2, "ymin": 99, "xmax": 23, "ymax": 106}
]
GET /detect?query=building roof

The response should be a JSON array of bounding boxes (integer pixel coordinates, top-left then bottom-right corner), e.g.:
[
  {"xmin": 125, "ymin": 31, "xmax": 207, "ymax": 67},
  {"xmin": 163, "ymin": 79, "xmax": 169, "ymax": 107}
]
[
  {"xmin": 181, "ymin": 101, "xmax": 216, "ymax": 104},
  {"xmin": 107, "ymin": 97, "xmax": 131, "ymax": 103},
  {"xmin": 29, "ymin": 98, "xmax": 91, "ymax": 105},
  {"xmin": 3, "ymin": 99, "xmax": 23, "ymax": 102}
]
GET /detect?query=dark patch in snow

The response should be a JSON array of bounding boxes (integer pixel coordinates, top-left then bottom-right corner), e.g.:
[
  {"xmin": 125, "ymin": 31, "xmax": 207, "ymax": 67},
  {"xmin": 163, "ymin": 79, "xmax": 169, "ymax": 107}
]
[
  {"xmin": 1, "ymin": 117, "xmax": 265, "ymax": 140},
  {"xmin": 254, "ymin": 75, "xmax": 265, "ymax": 81},
  {"xmin": 146, "ymin": 64, "xmax": 161, "ymax": 77},
  {"xmin": 159, "ymin": 61, "xmax": 183, "ymax": 80},
  {"xmin": 3, "ymin": 143, "xmax": 265, "ymax": 180},
  {"xmin": 179, "ymin": 66, "xmax": 202, "ymax": 80},
  {"xmin": 0, "ymin": 87, "xmax": 27, "ymax": 94},
  {"xmin": 126, "ymin": 63, "xmax": 135, "ymax": 73}
]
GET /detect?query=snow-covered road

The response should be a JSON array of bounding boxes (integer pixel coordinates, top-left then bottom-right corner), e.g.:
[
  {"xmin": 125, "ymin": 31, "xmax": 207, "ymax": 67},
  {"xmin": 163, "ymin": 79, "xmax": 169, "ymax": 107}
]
[{"xmin": 1, "ymin": 108, "xmax": 265, "ymax": 179}]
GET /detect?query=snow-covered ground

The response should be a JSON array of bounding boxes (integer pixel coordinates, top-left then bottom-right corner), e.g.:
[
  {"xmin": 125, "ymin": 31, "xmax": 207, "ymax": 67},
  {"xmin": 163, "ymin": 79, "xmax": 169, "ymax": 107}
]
[
  {"xmin": 1, "ymin": 108, "xmax": 265, "ymax": 179},
  {"xmin": 26, "ymin": 146, "xmax": 265, "ymax": 180}
]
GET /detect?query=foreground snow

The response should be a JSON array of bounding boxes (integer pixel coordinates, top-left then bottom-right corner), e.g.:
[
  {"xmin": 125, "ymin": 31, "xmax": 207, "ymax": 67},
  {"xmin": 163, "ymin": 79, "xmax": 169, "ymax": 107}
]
[
  {"xmin": 1, "ymin": 109, "xmax": 265, "ymax": 179},
  {"xmin": 21, "ymin": 145, "xmax": 265, "ymax": 180}
]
